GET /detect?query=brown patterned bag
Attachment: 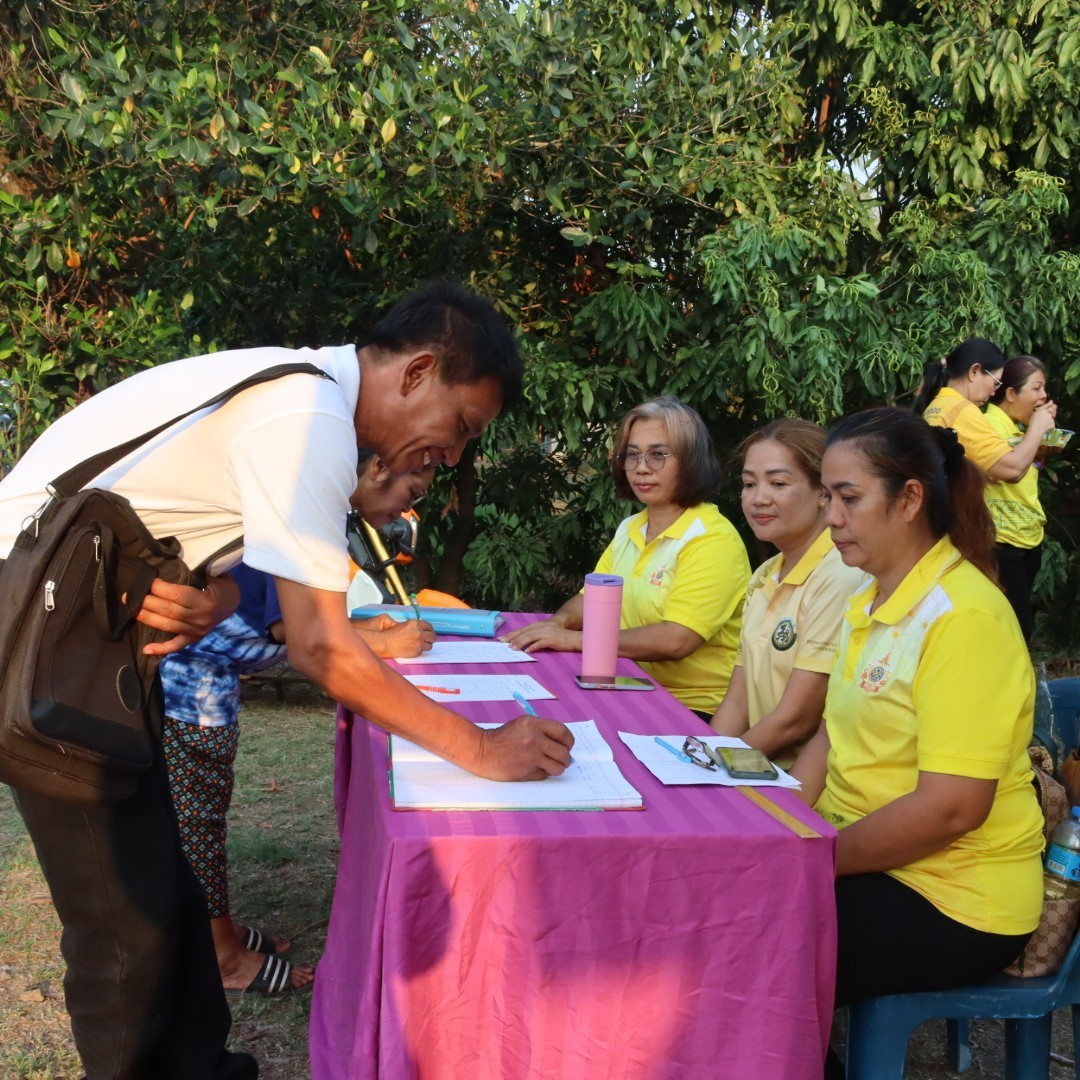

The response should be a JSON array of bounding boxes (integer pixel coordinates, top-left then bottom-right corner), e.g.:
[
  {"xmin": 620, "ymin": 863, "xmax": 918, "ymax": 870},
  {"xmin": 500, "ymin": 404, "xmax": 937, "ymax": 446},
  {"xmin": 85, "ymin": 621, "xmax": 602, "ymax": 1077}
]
[{"xmin": 1003, "ymin": 744, "xmax": 1079, "ymax": 978}]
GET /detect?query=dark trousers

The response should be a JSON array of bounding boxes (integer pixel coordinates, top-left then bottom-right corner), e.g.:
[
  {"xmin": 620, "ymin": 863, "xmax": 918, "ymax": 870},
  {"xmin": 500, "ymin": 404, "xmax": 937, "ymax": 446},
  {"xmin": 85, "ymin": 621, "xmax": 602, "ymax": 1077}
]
[
  {"xmin": 826, "ymin": 872, "xmax": 1032, "ymax": 1077},
  {"xmin": 996, "ymin": 542, "xmax": 1042, "ymax": 643},
  {"xmin": 12, "ymin": 743, "xmax": 257, "ymax": 1080}
]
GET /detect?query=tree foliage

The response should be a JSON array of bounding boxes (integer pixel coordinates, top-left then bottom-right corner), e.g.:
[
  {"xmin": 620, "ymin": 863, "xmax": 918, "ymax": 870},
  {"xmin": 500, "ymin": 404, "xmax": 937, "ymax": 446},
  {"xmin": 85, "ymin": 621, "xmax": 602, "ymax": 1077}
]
[{"xmin": 2, "ymin": 0, "xmax": 1078, "ymax": 642}]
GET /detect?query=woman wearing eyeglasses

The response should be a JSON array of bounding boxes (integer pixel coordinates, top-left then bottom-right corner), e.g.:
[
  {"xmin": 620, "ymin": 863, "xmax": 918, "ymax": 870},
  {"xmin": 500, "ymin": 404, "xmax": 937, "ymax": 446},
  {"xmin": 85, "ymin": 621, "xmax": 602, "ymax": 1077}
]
[
  {"xmin": 503, "ymin": 396, "xmax": 750, "ymax": 718},
  {"xmin": 791, "ymin": 408, "xmax": 1042, "ymax": 1078},
  {"xmin": 708, "ymin": 419, "xmax": 867, "ymax": 768},
  {"xmin": 983, "ymin": 355, "xmax": 1058, "ymax": 641},
  {"xmin": 915, "ymin": 336, "xmax": 1055, "ymax": 483}
]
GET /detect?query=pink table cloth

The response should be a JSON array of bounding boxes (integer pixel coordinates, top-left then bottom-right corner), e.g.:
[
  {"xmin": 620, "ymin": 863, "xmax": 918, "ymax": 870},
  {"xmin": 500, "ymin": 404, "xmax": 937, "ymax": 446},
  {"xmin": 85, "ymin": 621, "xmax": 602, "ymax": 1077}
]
[{"xmin": 310, "ymin": 615, "xmax": 837, "ymax": 1080}]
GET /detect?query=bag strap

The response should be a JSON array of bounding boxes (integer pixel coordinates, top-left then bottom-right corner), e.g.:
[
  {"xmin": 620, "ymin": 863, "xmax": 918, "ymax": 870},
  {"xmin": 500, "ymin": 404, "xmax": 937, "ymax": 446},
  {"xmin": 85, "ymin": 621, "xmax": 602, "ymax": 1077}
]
[{"xmin": 49, "ymin": 362, "xmax": 333, "ymax": 498}]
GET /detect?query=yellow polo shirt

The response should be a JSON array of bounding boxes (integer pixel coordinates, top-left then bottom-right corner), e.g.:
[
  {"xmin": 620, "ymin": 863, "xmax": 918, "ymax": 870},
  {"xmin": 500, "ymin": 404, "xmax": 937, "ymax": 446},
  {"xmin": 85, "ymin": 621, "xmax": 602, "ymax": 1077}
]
[
  {"xmin": 737, "ymin": 529, "xmax": 869, "ymax": 768},
  {"xmin": 815, "ymin": 536, "xmax": 1043, "ymax": 935},
  {"xmin": 923, "ymin": 387, "xmax": 1010, "ymax": 474},
  {"xmin": 983, "ymin": 403, "xmax": 1045, "ymax": 549},
  {"xmin": 593, "ymin": 504, "xmax": 749, "ymax": 712}
]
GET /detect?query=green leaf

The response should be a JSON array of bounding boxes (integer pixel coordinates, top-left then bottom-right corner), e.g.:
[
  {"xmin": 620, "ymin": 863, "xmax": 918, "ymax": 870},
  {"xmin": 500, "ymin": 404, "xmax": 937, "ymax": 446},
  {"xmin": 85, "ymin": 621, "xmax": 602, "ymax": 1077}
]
[
  {"xmin": 308, "ymin": 45, "xmax": 334, "ymax": 73},
  {"xmin": 61, "ymin": 72, "xmax": 85, "ymax": 105}
]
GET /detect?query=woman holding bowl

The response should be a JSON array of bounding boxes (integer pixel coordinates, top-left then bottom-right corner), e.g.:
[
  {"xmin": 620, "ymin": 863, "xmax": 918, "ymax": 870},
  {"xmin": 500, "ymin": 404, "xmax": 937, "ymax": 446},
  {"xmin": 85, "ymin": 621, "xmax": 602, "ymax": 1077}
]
[
  {"xmin": 792, "ymin": 408, "xmax": 1042, "ymax": 1076},
  {"xmin": 709, "ymin": 419, "xmax": 866, "ymax": 768},
  {"xmin": 984, "ymin": 354, "xmax": 1059, "ymax": 640},
  {"xmin": 915, "ymin": 336, "xmax": 1056, "ymax": 483},
  {"xmin": 504, "ymin": 396, "xmax": 749, "ymax": 719}
]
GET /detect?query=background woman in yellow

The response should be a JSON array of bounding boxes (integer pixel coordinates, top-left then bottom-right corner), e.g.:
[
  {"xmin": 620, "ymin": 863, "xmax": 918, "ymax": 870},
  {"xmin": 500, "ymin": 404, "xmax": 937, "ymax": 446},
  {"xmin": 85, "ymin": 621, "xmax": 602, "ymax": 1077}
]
[
  {"xmin": 791, "ymin": 408, "xmax": 1042, "ymax": 1078},
  {"xmin": 504, "ymin": 396, "xmax": 749, "ymax": 719},
  {"xmin": 984, "ymin": 355, "xmax": 1057, "ymax": 641},
  {"xmin": 915, "ymin": 336, "xmax": 1055, "ymax": 483},
  {"xmin": 709, "ymin": 419, "xmax": 865, "ymax": 768}
]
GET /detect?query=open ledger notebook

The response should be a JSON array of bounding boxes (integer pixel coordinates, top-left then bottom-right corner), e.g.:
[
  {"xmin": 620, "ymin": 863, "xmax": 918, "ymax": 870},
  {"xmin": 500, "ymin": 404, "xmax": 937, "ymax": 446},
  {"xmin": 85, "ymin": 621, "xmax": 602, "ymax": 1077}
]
[{"xmin": 389, "ymin": 720, "xmax": 643, "ymax": 810}]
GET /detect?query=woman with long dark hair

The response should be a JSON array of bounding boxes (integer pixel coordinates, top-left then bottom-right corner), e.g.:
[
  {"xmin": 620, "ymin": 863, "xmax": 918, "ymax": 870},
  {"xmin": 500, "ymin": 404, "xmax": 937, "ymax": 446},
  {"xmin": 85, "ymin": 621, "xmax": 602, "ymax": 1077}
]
[
  {"xmin": 984, "ymin": 355, "xmax": 1057, "ymax": 640},
  {"xmin": 791, "ymin": 407, "xmax": 1043, "ymax": 1077},
  {"xmin": 915, "ymin": 336, "xmax": 1056, "ymax": 484}
]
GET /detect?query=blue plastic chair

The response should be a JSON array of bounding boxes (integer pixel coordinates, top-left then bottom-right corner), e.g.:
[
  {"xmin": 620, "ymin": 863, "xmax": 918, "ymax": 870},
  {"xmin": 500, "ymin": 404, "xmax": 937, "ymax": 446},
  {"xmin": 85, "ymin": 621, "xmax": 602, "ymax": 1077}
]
[
  {"xmin": 844, "ymin": 926, "xmax": 1080, "ymax": 1078},
  {"xmin": 1048, "ymin": 678, "xmax": 1080, "ymax": 759}
]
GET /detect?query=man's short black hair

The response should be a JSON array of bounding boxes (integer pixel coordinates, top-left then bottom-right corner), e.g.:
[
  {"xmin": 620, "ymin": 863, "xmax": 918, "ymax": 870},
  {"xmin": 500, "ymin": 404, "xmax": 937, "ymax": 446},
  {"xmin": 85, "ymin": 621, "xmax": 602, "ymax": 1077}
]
[{"xmin": 360, "ymin": 281, "xmax": 522, "ymax": 414}]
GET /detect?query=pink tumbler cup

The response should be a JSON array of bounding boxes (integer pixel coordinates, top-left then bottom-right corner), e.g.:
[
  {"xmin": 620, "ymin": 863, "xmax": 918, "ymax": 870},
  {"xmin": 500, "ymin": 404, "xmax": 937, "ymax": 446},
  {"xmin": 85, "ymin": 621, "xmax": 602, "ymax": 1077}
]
[{"xmin": 581, "ymin": 573, "xmax": 623, "ymax": 679}]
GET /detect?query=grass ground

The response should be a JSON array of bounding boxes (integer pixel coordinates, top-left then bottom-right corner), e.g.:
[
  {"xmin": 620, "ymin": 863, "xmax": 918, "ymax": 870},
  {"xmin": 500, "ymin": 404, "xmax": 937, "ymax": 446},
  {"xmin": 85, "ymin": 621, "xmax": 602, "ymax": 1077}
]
[
  {"xmin": 0, "ymin": 682, "xmax": 336, "ymax": 1080},
  {"xmin": 2, "ymin": 678, "xmax": 1079, "ymax": 1078}
]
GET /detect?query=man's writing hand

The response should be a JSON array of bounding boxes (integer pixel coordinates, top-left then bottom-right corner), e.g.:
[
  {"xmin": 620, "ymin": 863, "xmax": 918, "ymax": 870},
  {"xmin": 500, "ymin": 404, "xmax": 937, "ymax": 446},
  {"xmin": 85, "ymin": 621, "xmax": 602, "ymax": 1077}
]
[{"xmin": 473, "ymin": 717, "xmax": 575, "ymax": 781}]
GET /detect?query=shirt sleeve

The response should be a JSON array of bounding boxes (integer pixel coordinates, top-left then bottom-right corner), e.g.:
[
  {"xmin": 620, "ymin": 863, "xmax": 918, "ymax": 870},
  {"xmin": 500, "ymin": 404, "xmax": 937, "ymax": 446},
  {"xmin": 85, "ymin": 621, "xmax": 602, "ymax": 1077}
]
[
  {"xmin": 913, "ymin": 606, "xmax": 1033, "ymax": 779},
  {"xmin": 661, "ymin": 528, "xmax": 750, "ymax": 641},
  {"xmin": 951, "ymin": 403, "xmax": 1011, "ymax": 473},
  {"xmin": 228, "ymin": 409, "xmax": 358, "ymax": 591}
]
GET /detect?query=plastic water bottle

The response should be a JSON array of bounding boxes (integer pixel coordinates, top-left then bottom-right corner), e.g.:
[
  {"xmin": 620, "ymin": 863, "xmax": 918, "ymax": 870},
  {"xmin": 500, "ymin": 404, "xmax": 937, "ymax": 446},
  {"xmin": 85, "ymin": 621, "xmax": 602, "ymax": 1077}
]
[
  {"xmin": 1044, "ymin": 806, "xmax": 1080, "ymax": 901},
  {"xmin": 581, "ymin": 573, "xmax": 622, "ymax": 679}
]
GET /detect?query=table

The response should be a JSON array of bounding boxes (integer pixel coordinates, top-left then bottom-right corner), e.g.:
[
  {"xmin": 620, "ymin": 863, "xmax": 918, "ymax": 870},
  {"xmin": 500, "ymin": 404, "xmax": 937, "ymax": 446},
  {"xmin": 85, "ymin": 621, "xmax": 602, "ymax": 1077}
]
[{"xmin": 310, "ymin": 615, "xmax": 837, "ymax": 1080}]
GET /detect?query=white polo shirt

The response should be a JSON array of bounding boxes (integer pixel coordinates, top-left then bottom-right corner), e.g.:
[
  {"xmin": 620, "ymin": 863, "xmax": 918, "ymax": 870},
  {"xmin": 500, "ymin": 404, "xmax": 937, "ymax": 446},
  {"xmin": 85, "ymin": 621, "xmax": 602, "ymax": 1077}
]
[{"xmin": 0, "ymin": 345, "xmax": 361, "ymax": 591}]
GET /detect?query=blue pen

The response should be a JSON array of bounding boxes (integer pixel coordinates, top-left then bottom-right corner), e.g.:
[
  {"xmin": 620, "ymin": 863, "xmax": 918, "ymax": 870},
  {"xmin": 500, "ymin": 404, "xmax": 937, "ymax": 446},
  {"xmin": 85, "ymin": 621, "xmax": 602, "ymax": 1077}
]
[
  {"xmin": 512, "ymin": 691, "xmax": 538, "ymax": 716},
  {"xmin": 408, "ymin": 592, "xmax": 423, "ymax": 621},
  {"xmin": 654, "ymin": 736, "xmax": 693, "ymax": 764},
  {"xmin": 514, "ymin": 691, "xmax": 573, "ymax": 764}
]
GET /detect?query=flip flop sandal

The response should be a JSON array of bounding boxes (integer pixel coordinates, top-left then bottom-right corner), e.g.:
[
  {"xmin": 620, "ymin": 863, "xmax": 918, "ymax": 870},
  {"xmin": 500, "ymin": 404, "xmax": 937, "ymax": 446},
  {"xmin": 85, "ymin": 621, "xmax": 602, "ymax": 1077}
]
[
  {"xmin": 237, "ymin": 924, "xmax": 289, "ymax": 955},
  {"xmin": 225, "ymin": 952, "xmax": 296, "ymax": 997}
]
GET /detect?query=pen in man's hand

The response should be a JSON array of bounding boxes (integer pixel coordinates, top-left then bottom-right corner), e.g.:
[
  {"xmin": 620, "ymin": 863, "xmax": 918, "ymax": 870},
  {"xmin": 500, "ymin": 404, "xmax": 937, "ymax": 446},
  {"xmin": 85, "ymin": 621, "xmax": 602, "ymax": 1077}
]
[
  {"xmin": 512, "ymin": 691, "xmax": 572, "ymax": 765},
  {"xmin": 512, "ymin": 691, "xmax": 538, "ymax": 716},
  {"xmin": 408, "ymin": 592, "xmax": 422, "ymax": 621}
]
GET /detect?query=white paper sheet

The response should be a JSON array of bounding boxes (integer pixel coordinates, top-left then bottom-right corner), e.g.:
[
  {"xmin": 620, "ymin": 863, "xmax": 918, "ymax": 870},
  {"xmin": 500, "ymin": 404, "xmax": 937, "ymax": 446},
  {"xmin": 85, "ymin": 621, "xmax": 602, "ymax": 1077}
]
[
  {"xmin": 389, "ymin": 720, "xmax": 642, "ymax": 810},
  {"xmin": 618, "ymin": 732, "xmax": 801, "ymax": 788},
  {"xmin": 394, "ymin": 641, "xmax": 537, "ymax": 665},
  {"xmin": 402, "ymin": 673, "xmax": 555, "ymax": 702}
]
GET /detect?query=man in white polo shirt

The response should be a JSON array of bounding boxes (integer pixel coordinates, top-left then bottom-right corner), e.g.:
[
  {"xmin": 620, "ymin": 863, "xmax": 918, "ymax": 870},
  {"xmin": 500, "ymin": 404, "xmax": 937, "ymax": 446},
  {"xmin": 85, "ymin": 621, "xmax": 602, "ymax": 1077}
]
[{"xmin": 0, "ymin": 281, "xmax": 574, "ymax": 1080}]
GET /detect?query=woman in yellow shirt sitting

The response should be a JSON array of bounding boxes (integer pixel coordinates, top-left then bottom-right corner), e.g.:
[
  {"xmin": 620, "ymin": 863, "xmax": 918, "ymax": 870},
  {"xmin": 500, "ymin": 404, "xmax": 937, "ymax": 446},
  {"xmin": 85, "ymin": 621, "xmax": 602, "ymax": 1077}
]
[
  {"xmin": 792, "ymin": 407, "xmax": 1043, "ymax": 1078},
  {"xmin": 984, "ymin": 355, "xmax": 1057, "ymax": 641},
  {"xmin": 916, "ymin": 336, "xmax": 1055, "ymax": 482},
  {"xmin": 709, "ymin": 419, "xmax": 865, "ymax": 768},
  {"xmin": 503, "ymin": 396, "xmax": 750, "ymax": 718}
]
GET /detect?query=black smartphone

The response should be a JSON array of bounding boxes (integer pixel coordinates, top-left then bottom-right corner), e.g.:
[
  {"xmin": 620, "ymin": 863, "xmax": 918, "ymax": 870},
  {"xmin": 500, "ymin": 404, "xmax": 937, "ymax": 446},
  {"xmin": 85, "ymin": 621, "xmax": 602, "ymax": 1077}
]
[
  {"xmin": 717, "ymin": 746, "xmax": 778, "ymax": 781},
  {"xmin": 574, "ymin": 674, "xmax": 654, "ymax": 691}
]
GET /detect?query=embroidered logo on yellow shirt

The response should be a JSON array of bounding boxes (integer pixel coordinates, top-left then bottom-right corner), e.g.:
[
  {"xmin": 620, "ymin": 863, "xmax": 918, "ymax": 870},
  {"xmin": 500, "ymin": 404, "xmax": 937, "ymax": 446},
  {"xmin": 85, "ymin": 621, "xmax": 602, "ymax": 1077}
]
[
  {"xmin": 771, "ymin": 618, "xmax": 797, "ymax": 652},
  {"xmin": 648, "ymin": 567, "xmax": 666, "ymax": 587},
  {"xmin": 859, "ymin": 654, "xmax": 893, "ymax": 693}
]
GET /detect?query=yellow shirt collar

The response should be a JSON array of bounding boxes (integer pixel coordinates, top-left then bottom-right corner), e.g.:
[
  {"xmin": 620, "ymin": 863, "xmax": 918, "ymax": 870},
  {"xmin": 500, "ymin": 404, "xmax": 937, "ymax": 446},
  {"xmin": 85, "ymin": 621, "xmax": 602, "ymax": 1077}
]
[
  {"xmin": 847, "ymin": 535, "xmax": 964, "ymax": 629},
  {"xmin": 985, "ymin": 402, "xmax": 1022, "ymax": 438},
  {"xmin": 777, "ymin": 526, "xmax": 835, "ymax": 587},
  {"xmin": 627, "ymin": 505, "xmax": 709, "ymax": 548}
]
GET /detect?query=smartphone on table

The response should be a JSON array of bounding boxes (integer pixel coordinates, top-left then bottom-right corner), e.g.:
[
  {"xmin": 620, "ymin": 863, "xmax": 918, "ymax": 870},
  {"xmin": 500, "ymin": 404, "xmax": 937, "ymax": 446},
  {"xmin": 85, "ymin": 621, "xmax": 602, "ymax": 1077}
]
[
  {"xmin": 574, "ymin": 674, "xmax": 654, "ymax": 691},
  {"xmin": 717, "ymin": 746, "xmax": 778, "ymax": 781}
]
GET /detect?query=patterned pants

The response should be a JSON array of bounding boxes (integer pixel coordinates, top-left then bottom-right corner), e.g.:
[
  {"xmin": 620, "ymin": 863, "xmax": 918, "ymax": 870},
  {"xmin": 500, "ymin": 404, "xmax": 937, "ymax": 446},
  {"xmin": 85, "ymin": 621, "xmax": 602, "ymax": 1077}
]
[{"xmin": 162, "ymin": 717, "xmax": 240, "ymax": 919}]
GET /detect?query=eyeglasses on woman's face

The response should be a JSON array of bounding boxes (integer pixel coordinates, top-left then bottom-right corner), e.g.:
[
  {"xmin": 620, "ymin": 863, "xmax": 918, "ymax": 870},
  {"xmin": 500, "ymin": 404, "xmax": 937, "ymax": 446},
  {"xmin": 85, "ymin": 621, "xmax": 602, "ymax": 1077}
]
[
  {"xmin": 618, "ymin": 449, "xmax": 674, "ymax": 472},
  {"xmin": 982, "ymin": 367, "xmax": 1003, "ymax": 392}
]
